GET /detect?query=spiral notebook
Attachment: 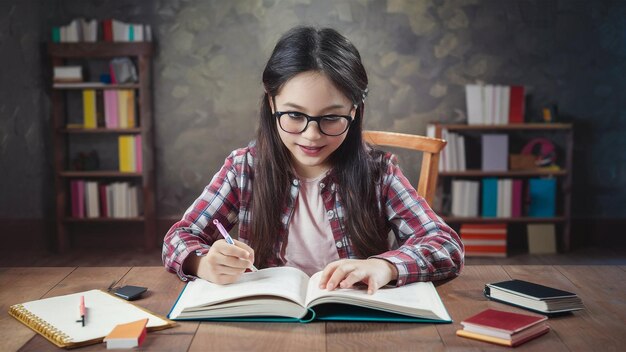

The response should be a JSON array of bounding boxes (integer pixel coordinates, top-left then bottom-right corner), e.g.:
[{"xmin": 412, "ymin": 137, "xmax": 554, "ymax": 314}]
[{"xmin": 8, "ymin": 289, "xmax": 175, "ymax": 349}]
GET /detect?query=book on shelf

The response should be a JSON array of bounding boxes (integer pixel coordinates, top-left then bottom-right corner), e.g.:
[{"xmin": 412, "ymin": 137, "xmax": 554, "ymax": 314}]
[
  {"xmin": 464, "ymin": 84, "xmax": 525, "ymax": 125},
  {"xmin": 456, "ymin": 308, "xmax": 549, "ymax": 347},
  {"xmin": 103, "ymin": 318, "xmax": 148, "ymax": 349},
  {"xmin": 104, "ymin": 90, "xmax": 120, "ymax": 128},
  {"xmin": 118, "ymin": 135, "xmax": 142, "ymax": 172},
  {"xmin": 460, "ymin": 223, "xmax": 507, "ymax": 257},
  {"xmin": 69, "ymin": 180, "xmax": 141, "ymax": 219},
  {"xmin": 528, "ymin": 178, "xmax": 556, "ymax": 217},
  {"xmin": 53, "ymin": 66, "xmax": 83, "ymax": 83},
  {"xmin": 168, "ymin": 266, "xmax": 452, "ymax": 323},
  {"xmin": 451, "ymin": 180, "xmax": 479, "ymax": 217},
  {"xmin": 527, "ymin": 224, "xmax": 557, "ymax": 254},
  {"xmin": 481, "ymin": 178, "xmax": 498, "ymax": 218},
  {"xmin": 484, "ymin": 279, "xmax": 584, "ymax": 315},
  {"xmin": 481, "ymin": 134, "xmax": 508, "ymax": 171},
  {"xmin": 512, "ymin": 179, "xmax": 523, "ymax": 217},
  {"xmin": 8, "ymin": 289, "xmax": 175, "ymax": 349},
  {"xmin": 103, "ymin": 19, "xmax": 152, "ymax": 42},
  {"xmin": 496, "ymin": 179, "xmax": 512, "ymax": 218},
  {"xmin": 82, "ymin": 89, "xmax": 97, "ymax": 128}
]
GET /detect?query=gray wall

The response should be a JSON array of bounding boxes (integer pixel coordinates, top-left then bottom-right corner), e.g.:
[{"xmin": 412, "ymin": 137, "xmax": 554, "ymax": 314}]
[{"xmin": 1, "ymin": 0, "xmax": 625, "ymax": 223}]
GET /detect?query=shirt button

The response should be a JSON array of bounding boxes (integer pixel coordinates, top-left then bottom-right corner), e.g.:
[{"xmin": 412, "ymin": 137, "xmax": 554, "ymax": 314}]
[
  {"xmin": 319, "ymin": 182, "xmax": 325, "ymax": 188},
  {"xmin": 292, "ymin": 179, "xmax": 299, "ymax": 186},
  {"xmin": 326, "ymin": 210, "xmax": 334, "ymax": 219},
  {"xmin": 398, "ymin": 280, "xmax": 403, "ymax": 285},
  {"xmin": 336, "ymin": 241, "xmax": 343, "ymax": 248}
]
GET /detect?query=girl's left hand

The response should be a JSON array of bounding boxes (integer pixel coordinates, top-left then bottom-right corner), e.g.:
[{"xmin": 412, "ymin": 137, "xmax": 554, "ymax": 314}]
[{"xmin": 318, "ymin": 258, "xmax": 399, "ymax": 295}]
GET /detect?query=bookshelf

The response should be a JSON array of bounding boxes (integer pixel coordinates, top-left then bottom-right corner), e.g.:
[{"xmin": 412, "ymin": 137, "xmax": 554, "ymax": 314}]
[
  {"xmin": 48, "ymin": 42, "xmax": 155, "ymax": 252},
  {"xmin": 432, "ymin": 123, "xmax": 574, "ymax": 252}
]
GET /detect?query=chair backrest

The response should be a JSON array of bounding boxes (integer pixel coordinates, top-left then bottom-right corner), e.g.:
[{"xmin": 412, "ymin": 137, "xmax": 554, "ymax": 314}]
[{"xmin": 363, "ymin": 130, "xmax": 447, "ymax": 204}]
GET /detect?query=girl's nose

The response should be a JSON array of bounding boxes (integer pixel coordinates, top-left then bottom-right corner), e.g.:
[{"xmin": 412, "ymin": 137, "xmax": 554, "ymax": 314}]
[{"xmin": 301, "ymin": 121, "xmax": 323, "ymax": 140}]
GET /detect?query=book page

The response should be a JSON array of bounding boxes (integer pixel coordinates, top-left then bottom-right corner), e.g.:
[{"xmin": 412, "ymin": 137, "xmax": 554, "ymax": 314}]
[
  {"xmin": 169, "ymin": 266, "xmax": 310, "ymax": 319},
  {"xmin": 304, "ymin": 272, "xmax": 451, "ymax": 321},
  {"xmin": 17, "ymin": 290, "xmax": 169, "ymax": 343}
]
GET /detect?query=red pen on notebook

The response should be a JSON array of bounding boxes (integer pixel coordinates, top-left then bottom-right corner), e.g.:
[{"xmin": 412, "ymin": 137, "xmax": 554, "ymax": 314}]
[
  {"xmin": 76, "ymin": 295, "xmax": 86, "ymax": 327},
  {"xmin": 213, "ymin": 219, "xmax": 258, "ymax": 271}
]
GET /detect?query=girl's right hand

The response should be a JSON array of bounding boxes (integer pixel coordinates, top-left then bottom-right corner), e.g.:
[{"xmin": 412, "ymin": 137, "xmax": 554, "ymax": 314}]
[{"xmin": 192, "ymin": 239, "xmax": 255, "ymax": 284}]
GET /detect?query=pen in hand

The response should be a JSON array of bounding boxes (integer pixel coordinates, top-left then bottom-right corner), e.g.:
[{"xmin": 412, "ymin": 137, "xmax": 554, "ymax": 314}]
[
  {"xmin": 76, "ymin": 295, "xmax": 86, "ymax": 327},
  {"xmin": 213, "ymin": 219, "xmax": 259, "ymax": 272}
]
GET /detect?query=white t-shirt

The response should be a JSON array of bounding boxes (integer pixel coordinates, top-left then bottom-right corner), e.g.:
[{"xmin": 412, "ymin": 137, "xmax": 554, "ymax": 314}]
[{"xmin": 283, "ymin": 173, "xmax": 340, "ymax": 276}]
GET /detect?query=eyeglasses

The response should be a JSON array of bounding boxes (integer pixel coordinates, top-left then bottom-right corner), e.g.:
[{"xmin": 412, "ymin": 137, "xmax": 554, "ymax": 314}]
[{"xmin": 274, "ymin": 111, "xmax": 354, "ymax": 136}]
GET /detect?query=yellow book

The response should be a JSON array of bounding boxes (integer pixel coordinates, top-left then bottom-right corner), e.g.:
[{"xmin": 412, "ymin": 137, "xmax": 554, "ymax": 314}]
[
  {"xmin": 82, "ymin": 89, "xmax": 97, "ymax": 128},
  {"xmin": 8, "ymin": 290, "xmax": 175, "ymax": 349},
  {"xmin": 118, "ymin": 136, "xmax": 134, "ymax": 172},
  {"xmin": 117, "ymin": 90, "xmax": 128, "ymax": 128},
  {"xmin": 126, "ymin": 90, "xmax": 136, "ymax": 127}
]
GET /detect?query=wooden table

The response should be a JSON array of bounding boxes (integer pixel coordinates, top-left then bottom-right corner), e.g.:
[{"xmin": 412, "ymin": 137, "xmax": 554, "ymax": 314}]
[{"xmin": 1, "ymin": 265, "xmax": 625, "ymax": 351}]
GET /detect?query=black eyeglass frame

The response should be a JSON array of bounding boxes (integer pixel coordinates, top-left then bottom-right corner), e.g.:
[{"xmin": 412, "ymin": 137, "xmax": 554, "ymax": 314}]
[{"xmin": 273, "ymin": 111, "xmax": 355, "ymax": 136}]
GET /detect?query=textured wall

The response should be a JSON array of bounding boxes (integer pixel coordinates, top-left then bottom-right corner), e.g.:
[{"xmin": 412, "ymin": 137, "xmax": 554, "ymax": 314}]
[{"xmin": 1, "ymin": 0, "xmax": 625, "ymax": 220}]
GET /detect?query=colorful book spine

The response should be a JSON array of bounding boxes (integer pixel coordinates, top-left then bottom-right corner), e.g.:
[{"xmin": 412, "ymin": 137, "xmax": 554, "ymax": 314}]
[
  {"xmin": 104, "ymin": 90, "xmax": 119, "ymax": 128},
  {"xmin": 460, "ymin": 223, "xmax": 507, "ymax": 257},
  {"xmin": 118, "ymin": 136, "xmax": 134, "ymax": 172},
  {"xmin": 481, "ymin": 178, "xmax": 498, "ymax": 218},
  {"xmin": 82, "ymin": 89, "xmax": 97, "ymax": 129},
  {"xmin": 512, "ymin": 180, "xmax": 523, "ymax": 217},
  {"xmin": 528, "ymin": 178, "xmax": 556, "ymax": 217},
  {"xmin": 117, "ymin": 90, "xmax": 129, "ymax": 128},
  {"xmin": 134, "ymin": 135, "xmax": 142, "ymax": 173},
  {"xmin": 508, "ymin": 86, "xmax": 525, "ymax": 123}
]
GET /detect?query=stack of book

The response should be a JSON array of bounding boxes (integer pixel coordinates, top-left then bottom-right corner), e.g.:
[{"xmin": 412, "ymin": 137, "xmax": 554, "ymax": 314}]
[
  {"xmin": 484, "ymin": 279, "xmax": 584, "ymax": 315},
  {"xmin": 456, "ymin": 308, "xmax": 549, "ymax": 347},
  {"xmin": 465, "ymin": 84, "xmax": 525, "ymax": 125},
  {"xmin": 460, "ymin": 223, "xmax": 507, "ymax": 257}
]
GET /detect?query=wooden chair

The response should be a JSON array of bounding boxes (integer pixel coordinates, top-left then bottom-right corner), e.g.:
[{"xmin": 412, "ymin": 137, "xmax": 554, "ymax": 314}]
[{"xmin": 363, "ymin": 130, "xmax": 447, "ymax": 204}]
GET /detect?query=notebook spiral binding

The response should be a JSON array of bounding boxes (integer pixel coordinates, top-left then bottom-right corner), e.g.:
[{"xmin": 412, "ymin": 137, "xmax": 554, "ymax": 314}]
[{"xmin": 9, "ymin": 304, "xmax": 72, "ymax": 347}]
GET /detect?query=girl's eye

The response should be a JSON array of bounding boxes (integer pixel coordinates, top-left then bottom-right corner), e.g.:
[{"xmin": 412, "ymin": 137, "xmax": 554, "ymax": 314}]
[
  {"xmin": 322, "ymin": 116, "xmax": 342, "ymax": 122},
  {"xmin": 287, "ymin": 112, "xmax": 306, "ymax": 119}
]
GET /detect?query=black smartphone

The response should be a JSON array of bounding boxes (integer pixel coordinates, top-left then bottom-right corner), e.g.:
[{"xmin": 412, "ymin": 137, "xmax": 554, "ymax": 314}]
[{"xmin": 114, "ymin": 285, "xmax": 148, "ymax": 300}]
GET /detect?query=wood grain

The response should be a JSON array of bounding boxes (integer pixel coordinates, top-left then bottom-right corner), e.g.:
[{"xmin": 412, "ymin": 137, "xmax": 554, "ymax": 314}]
[{"xmin": 0, "ymin": 267, "xmax": 74, "ymax": 351}]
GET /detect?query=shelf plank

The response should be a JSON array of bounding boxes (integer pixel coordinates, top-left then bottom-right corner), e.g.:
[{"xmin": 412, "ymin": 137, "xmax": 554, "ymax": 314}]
[
  {"xmin": 59, "ymin": 171, "xmax": 143, "ymax": 178},
  {"xmin": 440, "ymin": 169, "xmax": 567, "ymax": 177},
  {"xmin": 59, "ymin": 127, "xmax": 142, "ymax": 134},
  {"xmin": 443, "ymin": 216, "xmax": 566, "ymax": 223},
  {"xmin": 48, "ymin": 42, "xmax": 154, "ymax": 57},
  {"xmin": 53, "ymin": 83, "xmax": 140, "ymax": 90},
  {"xmin": 64, "ymin": 217, "xmax": 145, "ymax": 223},
  {"xmin": 436, "ymin": 123, "xmax": 572, "ymax": 131}
]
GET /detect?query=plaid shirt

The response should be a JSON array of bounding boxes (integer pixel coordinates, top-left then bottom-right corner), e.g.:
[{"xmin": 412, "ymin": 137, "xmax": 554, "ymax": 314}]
[{"xmin": 162, "ymin": 143, "xmax": 464, "ymax": 285}]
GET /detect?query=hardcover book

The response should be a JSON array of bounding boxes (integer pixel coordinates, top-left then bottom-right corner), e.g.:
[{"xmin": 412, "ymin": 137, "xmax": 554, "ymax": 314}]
[
  {"xmin": 484, "ymin": 279, "xmax": 584, "ymax": 314},
  {"xmin": 168, "ymin": 266, "xmax": 451, "ymax": 323},
  {"xmin": 456, "ymin": 308, "xmax": 549, "ymax": 347}
]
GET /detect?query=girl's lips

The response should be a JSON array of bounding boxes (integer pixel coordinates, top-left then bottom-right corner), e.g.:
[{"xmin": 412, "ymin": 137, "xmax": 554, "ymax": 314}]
[{"xmin": 298, "ymin": 144, "xmax": 324, "ymax": 156}]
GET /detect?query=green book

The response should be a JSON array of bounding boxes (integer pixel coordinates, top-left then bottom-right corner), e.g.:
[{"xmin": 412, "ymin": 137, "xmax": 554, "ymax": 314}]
[{"xmin": 52, "ymin": 27, "xmax": 61, "ymax": 43}]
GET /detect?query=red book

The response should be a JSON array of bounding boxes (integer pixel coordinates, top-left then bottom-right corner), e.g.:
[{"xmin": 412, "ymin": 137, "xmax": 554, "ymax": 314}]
[
  {"xmin": 99, "ymin": 183, "xmax": 108, "ymax": 218},
  {"xmin": 508, "ymin": 86, "xmax": 525, "ymax": 123},
  {"xmin": 103, "ymin": 19, "xmax": 113, "ymax": 42},
  {"xmin": 457, "ymin": 309, "xmax": 549, "ymax": 347}
]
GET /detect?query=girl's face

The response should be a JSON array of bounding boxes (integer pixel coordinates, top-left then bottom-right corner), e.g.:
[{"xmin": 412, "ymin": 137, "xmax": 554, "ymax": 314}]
[{"xmin": 271, "ymin": 71, "xmax": 355, "ymax": 179}]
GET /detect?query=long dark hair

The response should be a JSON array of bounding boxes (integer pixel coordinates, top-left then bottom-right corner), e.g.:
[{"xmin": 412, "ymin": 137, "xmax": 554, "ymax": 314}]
[{"xmin": 251, "ymin": 26, "xmax": 388, "ymax": 267}]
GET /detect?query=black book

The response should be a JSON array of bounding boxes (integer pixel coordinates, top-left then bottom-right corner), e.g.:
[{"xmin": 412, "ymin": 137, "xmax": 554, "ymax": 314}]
[{"xmin": 484, "ymin": 279, "xmax": 584, "ymax": 315}]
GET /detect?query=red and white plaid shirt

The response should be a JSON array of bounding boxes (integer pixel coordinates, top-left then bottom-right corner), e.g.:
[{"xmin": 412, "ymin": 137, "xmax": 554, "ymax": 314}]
[{"xmin": 162, "ymin": 142, "xmax": 464, "ymax": 285}]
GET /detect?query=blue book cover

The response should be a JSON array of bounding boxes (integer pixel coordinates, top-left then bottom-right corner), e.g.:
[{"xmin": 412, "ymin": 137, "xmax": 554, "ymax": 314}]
[
  {"xmin": 481, "ymin": 178, "xmax": 498, "ymax": 218},
  {"xmin": 529, "ymin": 178, "xmax": 556, "ymax": 217}
]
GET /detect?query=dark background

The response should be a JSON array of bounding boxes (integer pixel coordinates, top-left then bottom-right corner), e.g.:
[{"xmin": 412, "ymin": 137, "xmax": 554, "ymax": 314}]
[{"xmin": 1, "ymin": 0, "xmax": 624, "ymax": 250}]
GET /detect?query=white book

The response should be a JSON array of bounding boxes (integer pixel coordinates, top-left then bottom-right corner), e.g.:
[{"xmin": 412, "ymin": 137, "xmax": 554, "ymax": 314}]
[
  {"xmin": 133, "ymin": 24, "xmax": 144, "ymax": 42},
  {"xmin": 451, "ymin": 180, "xmax": 464, "ymax": 217},
  {"xmin": 465, "ymin": 181, "xmax": 480, "ymax": 217},
  {"xmin": 497, "ymin": 179, "xmax": 505, "ymax": 218},
  {"xmin": 106, "ymin": 184, "xmax": 114, "ymax": 218},
  {"xmin": 465, "ymin": 84, "xmax": 484, "ymax": 125},
  {"xmin": 168, "ymin": 266, "xmax": 451, "ymax": 322},
  {"xmin": 86, "ymin": 181, "xmax": 100, "ymax": 218},
  {"xmin": 502, "ymin": 179, "xmax": 512, "ymax": 218},
  {"xmin": 145, "ymin": 25, "xmax": 152, "ymax": 42},
  {"xmin": 501, "ymin": 86, "xmax": 510, "ymax": 125},
  {"xmin": 484, "ymin": 85, "xmax": 495, "ymax": 125},
  {"xmin": 457, "ymin": 134, "xmax": 466, "ymax": 171}
]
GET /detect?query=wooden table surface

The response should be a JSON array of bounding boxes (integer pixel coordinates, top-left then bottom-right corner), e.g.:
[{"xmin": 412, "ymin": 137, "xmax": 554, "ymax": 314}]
[{"xmin": 1, "ymin": 265, "xmax": 625, "ymax": 351}]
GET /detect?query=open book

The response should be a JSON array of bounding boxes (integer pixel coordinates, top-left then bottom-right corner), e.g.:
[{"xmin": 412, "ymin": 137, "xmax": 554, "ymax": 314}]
[{"xmin": 168, "ymin": 266, "xmax": 451, "ymax": 323}]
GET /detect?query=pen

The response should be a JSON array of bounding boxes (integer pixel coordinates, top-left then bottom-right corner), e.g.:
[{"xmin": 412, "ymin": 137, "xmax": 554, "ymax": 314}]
[
  {"xmin": 76, "ymin": 295, "xmax": 86, "ymax": 327},
  {"xmin": 212, "ymin": 219, "xmax": 259, "ymax": 272}
]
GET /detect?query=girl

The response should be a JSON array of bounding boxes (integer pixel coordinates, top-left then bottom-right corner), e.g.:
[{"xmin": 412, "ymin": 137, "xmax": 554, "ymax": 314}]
[{"xmin": 163, "ymin": 26, "xmax": 463, "ymax": 294}]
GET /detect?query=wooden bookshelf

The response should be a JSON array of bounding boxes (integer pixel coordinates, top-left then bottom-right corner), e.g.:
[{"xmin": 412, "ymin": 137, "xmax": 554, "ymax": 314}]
[
  {"xmin": 49, "ymin": 42, "xmax": 155, "ymax": 252},
  {"xmin": 433, "ymin": 123, "xmax": 574, "ymax": 252}
]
